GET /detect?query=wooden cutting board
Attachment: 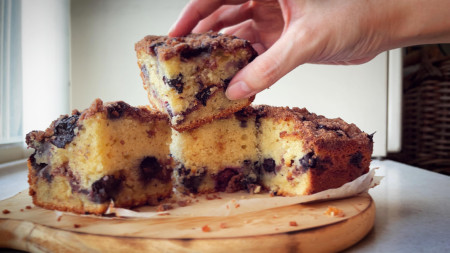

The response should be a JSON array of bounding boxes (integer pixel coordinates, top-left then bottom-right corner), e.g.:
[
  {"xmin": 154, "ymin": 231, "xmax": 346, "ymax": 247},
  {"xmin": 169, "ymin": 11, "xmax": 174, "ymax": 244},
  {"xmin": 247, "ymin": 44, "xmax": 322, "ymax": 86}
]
[{"xmin": 0, "ymin": 191, "xmax": 375, "ymax": 252}]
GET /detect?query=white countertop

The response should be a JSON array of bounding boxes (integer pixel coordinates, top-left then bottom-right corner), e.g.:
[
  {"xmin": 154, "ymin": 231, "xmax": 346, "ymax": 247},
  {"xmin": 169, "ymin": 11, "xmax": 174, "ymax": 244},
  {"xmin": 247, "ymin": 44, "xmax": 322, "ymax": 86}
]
[{"xmin": 1, "ymin": 159, "xmax": 449, "ymax": 252}]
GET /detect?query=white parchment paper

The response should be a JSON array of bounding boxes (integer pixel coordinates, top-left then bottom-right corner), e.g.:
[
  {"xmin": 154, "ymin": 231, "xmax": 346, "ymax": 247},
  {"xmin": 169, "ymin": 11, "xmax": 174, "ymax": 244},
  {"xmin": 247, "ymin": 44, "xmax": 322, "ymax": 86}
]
[{"xmin": 107, "ymin": 168, "xmax": 381, "ymax": 218}]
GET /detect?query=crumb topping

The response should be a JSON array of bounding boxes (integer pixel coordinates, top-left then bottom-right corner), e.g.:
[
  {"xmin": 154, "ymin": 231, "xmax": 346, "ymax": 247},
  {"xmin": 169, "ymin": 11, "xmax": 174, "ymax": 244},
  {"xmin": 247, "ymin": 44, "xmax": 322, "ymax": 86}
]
[
  {"xmin": 135, "ymin": 32, "xmax": 258, "ymax": 61},
  {"xmin": 25, "ymin": 98, "xmax": 168, "ymax": 148},
  {"xmin": 80, "ymin": 99, "xmax": 168, "ymax": 123},
  {"xmin": 254, "ymin": 105, "xmax": 373, "ymax": 149}
]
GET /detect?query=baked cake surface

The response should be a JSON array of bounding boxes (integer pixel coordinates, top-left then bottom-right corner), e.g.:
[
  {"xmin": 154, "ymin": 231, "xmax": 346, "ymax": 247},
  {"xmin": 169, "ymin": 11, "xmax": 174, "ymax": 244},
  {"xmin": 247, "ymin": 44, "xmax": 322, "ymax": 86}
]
[
  {"xmin": 25, "ymin": 99, "xmax": 173, "ymax": 214},
  {"xmin": 135, "ymin": 32, "xmax": 258, "ymax": 131},
  {"xmin": 170, "ymin": 106, "xmax": 373, "ymax": 196}
]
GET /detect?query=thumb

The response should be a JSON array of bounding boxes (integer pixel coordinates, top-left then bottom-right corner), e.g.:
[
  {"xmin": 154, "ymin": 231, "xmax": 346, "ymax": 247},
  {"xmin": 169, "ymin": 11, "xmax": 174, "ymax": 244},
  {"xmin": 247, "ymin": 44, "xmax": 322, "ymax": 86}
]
[{"xmin": 225, "ymin": 31, "xmax": 306, "ymax": 100}]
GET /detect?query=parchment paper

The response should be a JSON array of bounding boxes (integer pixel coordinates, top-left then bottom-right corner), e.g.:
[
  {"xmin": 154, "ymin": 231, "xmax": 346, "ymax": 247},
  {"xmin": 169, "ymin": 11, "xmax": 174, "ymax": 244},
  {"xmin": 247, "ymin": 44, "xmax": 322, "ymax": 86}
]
[{"xmin": 106, "ymin": 168, "xmax": 381, "ymax": 218}]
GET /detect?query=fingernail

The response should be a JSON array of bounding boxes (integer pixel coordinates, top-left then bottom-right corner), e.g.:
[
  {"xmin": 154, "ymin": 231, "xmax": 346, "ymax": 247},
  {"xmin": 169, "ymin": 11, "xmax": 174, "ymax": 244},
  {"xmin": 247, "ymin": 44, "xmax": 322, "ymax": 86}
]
[{"xmin": 225, "ymin": 81, "xmax": 256, "ymax": 100}]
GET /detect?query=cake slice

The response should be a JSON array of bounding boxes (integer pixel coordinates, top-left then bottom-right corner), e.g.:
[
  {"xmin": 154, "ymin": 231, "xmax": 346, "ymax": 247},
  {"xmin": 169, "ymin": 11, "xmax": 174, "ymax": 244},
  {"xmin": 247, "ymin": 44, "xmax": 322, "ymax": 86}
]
[
  {"xmin": 256, "ymin": 106, "xmax": 373, "ymax": 195},
  {"xmin": 135, "ymin": 32, "xmax": 258, "ymax": 131},
  {"xmin": 170, "ymin": 106, "xmax": 373, "ymax": 196},
  {"xmin": 25, "ymin": 99, "xmax": 173, "ymax": 214},
  {"xmin": 170, "ymin": 108, "xmax": 260, "ymax": 194}
]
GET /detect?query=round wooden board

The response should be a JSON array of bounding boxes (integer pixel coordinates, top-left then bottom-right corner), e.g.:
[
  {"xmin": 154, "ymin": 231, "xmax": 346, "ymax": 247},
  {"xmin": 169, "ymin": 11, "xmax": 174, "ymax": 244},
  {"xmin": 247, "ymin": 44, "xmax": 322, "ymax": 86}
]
[{"xmin": 0, "ymin": 191, "xmax": 375, "ymax": 252}]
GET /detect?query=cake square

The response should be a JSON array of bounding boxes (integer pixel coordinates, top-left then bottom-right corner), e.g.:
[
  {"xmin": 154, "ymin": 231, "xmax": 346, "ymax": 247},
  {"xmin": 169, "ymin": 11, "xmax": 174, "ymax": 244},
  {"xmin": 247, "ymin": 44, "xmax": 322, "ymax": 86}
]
[
  {"xmin": 135, "ymin": 32, "xmax": 258, "ymax": 131},
  {"xmin": 170, "ymin": 108, "xmax": 260, "ymax": 194},
  {"xmin": 25, "ymin": 99, "xmax": 173, "ymax": 214},
  {"xmin": 256, "ymin": 106, "xmax": 373, "ymax": 195}
]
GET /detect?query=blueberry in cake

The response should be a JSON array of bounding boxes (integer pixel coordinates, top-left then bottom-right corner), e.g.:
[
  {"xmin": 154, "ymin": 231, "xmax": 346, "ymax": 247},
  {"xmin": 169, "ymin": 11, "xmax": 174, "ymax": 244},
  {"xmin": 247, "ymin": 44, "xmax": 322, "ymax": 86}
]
[
  {"xmin": 25, "ymin": 99, "xmax": 173, "ymax": 214},
  {"xmin": 135, "ymin": 32, "xmax": 258, "ymax": 131},
  {"xmin": 170, "ymin": 106, "xmax": 373, "ymax": 196}
]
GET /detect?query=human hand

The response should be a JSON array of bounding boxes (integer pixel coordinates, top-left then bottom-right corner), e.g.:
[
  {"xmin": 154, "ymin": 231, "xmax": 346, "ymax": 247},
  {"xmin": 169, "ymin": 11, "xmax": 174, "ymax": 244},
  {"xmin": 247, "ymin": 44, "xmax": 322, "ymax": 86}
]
[{"xmin": 169, "ymin": 0, "xmax": 450, "ymax": 100}]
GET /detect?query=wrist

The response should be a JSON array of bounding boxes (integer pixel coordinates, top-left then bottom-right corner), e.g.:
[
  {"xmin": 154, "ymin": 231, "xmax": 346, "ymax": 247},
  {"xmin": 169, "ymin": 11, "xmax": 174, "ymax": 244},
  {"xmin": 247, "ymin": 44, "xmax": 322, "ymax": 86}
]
[{"xmin": 386, "ymin": 0, "xmax": 450, "ymax": 48}]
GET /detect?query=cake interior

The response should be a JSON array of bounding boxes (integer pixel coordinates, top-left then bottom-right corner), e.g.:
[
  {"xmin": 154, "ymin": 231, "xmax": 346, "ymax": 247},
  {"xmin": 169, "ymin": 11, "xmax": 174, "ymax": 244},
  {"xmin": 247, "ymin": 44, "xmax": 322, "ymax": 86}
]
[
  {"xmin": 170, "ymin": 110, "xmax": 259, "ymax": 194},
  {"xmin": 258, "ymin": 117, "xmax": 311, "ymax": 195},
  {"xmin": 27, "ymin": 102, "xmax": 173, "ymax": 214}
]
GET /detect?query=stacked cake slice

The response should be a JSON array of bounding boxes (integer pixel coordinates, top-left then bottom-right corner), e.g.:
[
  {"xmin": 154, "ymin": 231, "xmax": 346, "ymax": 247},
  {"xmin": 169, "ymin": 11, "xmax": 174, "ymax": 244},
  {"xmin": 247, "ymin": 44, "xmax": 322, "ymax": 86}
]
[
  {"xmin": 135, "ymin": 32, "xmax": 257, "ymax": 131},
  {"xmin": 26, "ymin": 100, "xmax": 173, "ymax": 214}
]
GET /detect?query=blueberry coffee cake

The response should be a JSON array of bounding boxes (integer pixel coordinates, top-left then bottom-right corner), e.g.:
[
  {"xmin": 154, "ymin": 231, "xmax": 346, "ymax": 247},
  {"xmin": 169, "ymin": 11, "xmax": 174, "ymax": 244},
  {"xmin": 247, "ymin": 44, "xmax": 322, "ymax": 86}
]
[
  {"xmin": 135, "ymin": 32, "xmax": 258, "ymax": 131},
  {"xmin": 25, "ymin": 99, "xmax": 373, "ymax": 214},
  {"xmin": 256, "ymin": 106, "xmax": 373, "ymax": 195},
  {"xmin": 170, "ymin": 108, "xmax": 260, "ymax": 194},
  {"xmin": 25, "ymin": 99, "xmax": 173, "ymax": 214},
  {"xmin": 170, "ymin": 106, "xmax": 373, "ymax": 196}
]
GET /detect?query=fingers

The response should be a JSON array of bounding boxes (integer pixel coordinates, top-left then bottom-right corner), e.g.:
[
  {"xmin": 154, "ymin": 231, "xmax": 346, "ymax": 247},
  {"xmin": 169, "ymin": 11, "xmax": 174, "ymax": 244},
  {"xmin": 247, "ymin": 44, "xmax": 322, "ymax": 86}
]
[
  {"xmin": 193, "ymin": 3, "xmax": 253, "ymax": 33},
  {"xmin": 222, "ymin": 20, "xmax": 260, "ymax": 45},
  {"xmin": 169, "ymin": 0, "xmax": 248, "ymax": 37},
  {"xmin": 226, "ymin": 29, "xmax": 307, "ymax": 100}
]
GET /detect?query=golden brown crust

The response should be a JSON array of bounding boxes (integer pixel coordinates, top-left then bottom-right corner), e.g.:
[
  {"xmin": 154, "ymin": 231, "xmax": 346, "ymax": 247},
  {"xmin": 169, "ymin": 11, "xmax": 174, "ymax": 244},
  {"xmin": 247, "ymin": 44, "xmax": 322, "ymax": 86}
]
[
  {"xmin": 26, "ymin": 99, "xmax": 169, "ymax": 147},
  {"xmin": 80, "ymin": 98, "xmax": 168, "ymax": 123},
  {"xmin": 254, "ymin": 105, "xmax": 373, "ymax": 149},
  {"xmin": 172, "ymin": 95, "xmax": 255, "ymax": 132},
  {"xmin": 135, "ymin": 32, "xmax": 258, "ymax": 61}
]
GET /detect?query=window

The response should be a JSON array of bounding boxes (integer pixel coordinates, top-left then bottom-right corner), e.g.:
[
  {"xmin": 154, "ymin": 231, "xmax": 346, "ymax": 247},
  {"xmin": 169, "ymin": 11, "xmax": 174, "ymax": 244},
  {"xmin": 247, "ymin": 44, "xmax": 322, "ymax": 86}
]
[
  {"xmin": 0, "ymin": 0, "xmax": 22, "ymax": 145},
  {"xmin": 0, "ymin": 0, "xmax": 25, "ymax": 164}
]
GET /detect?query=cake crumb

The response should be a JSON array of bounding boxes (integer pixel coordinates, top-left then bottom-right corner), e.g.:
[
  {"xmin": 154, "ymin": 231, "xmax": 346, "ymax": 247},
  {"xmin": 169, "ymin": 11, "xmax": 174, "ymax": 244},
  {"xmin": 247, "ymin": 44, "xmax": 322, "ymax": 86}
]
[
  {"xmin": 177, "ymin": 200, "xmax": 191, "ymax": 207},
  {"xmin": 234, "ymin": 203, "xmax": 240, "ymax": 208},
  {"xmin": 20, "ymin": 209, "xmax": 24, "ymax": 212},
  {"xmin": 202, "ymin": 225, "xmax": 211, "ymax": 232},
  {"xmin": 251, "ymin": 185, "xmax": 261, "ymax": 194},
  {"xmin": 156, "ymin": 204, "xmax": 173, "ymax": 212},
  {"xmin": 220, "ymin": 222, "xmax": 227, "ymax": 229},
  {"xmin": 325, "ymin": 206, "xmax": 345, "ymax": 217},
  {"xmin": 2, "ymin": 209, "xmax": 10, "ymax": 214},
  {"xmin": 205, "ymin": 194, "xmax": 221, "ymax": 200},
  {"xmin": 26, "ymin": 205, "xmax": 32, "ymax": 209},
  {"xmin": 289, "ymin": 221, "xmax": 298, "ymax": 226},
  {"xmin": 73, "ymin": 224, "xmax": 81, "ymax": 228}
]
